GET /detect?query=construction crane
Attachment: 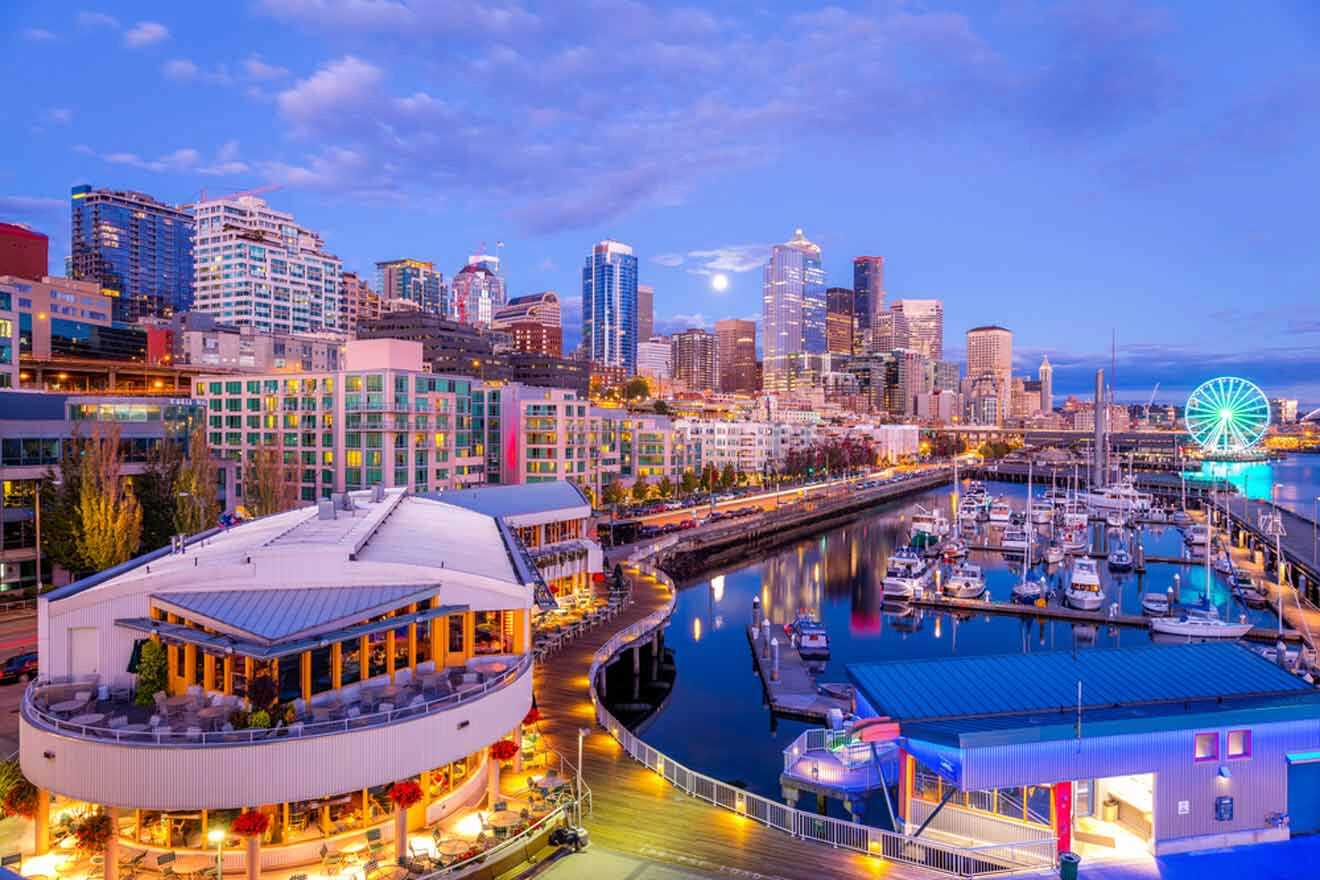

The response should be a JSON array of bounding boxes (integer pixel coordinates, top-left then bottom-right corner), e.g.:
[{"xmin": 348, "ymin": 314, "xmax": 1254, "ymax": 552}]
[{"xmin": 1145, "ymin": 382, "xmax": 1161, "ymax": 423}]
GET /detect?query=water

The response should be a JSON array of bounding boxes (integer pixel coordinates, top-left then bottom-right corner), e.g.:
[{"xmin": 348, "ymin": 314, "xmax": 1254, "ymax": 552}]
[
  {"xmin": 1186, "ymin": 453, "xmax": 1320, "ymax": 517},
  {"xmin": 631, "ymin": 479, "xmax": 1283, "ymax": 815}
]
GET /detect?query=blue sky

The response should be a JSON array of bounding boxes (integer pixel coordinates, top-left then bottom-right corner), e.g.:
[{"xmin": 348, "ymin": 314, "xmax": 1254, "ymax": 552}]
[{"xmin": 3, "ymin": 1, "xmax": 1319, "ymax": 403}]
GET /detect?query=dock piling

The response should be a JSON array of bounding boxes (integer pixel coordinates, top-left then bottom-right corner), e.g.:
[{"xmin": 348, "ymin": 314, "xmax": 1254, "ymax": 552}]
[{"xmin": 771, "ymin": 638, "xmax": 780, "ymax": 682}]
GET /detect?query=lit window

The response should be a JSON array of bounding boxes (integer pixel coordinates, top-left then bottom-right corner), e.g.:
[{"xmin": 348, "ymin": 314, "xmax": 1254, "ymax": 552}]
[
  {"xmin": 1227, "ymin": 730, "xmax": 1251, "ymax": 760},
  {"xmin": 1194, "ymin": 732, "xmax": 1219, "ymax": 763}
]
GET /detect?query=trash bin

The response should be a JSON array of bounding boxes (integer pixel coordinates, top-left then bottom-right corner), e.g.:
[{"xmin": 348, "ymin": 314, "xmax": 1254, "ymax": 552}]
[{"xmin": 1059, "ymin": 851, "xmax": 1081, "ymax": 880}]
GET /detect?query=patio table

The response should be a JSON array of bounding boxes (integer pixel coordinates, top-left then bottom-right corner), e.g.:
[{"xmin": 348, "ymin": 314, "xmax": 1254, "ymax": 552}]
[
  {"xmin": 197, "ymin": 706, "xmax": 228, "ymax": 725},
  {"xmin": 436, "ymin": 840, "xmax": 472, "ymax": 857},
  {"xmin": 488, "ymin": 810, "xmax": 521, "ymax": 830},
  {"xmin": 68, "ymin": 713, "xmax": 105, "ymax": 727},
  {"xmin": 49, "ymin": 699, "xmax": 85, "ymax": 716},
  {"xmin": 340, "ymin": 841, "xmax": 368, "ymax": 862},
  {"xmin": 164, "ymin": 695, "xmax": 194, "ymax": 708},
  {"xmin": 172, "ymin": 855, "xmax": 211, "ymax": 877}
]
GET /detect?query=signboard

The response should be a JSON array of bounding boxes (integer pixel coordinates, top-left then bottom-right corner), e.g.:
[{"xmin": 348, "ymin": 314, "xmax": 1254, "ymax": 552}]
[
  {"xmin": 901, "ymin": 737, "xmax": 963, "ymax": 787},
  {"xmin": 1178, "ymin": 800, "xmax": 1190, "ymax": 816},
  {"xmin": 1215, "ymin": 796, "xmax": 1234, "ymax": 822}
]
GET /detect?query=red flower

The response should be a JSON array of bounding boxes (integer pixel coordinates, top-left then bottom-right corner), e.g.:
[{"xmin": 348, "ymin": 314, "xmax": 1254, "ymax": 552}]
[
  {"xmin": 388, "ymin": 780, "xmax": 424, "ymax": 809},
  {"xmin": 522, "ymin": 707, "xmax": 542, "ymax": 726},
  {"xmin": 232, "ymin": 810, "xmax": 271, "ymax": 838},
  {"xmin": 490, "ymin": 739, "xmax": 519, "ymax": 761},
  {"xmin": 73, "ymin": 813, "xmax": 114, "ymax": 852}
]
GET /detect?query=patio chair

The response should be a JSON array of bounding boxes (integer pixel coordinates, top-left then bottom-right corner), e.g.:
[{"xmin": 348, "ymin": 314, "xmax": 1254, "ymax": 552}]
[
  {"xmin": 492, "ymin": 800, "xmax": 507, "ymax": 812},
  {"xmin": 365, "ymin": 827, "xmax": 387, "ymax": 861},
  {"xmin": 319, "ymin": 845, "xmax": 343, "ymax": 877}
]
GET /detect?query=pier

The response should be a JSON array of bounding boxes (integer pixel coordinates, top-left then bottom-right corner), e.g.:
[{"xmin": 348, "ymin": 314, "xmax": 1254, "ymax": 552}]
[{"xmin": 745, "ymin": 603, "xmax": 853, "ymax": 723}]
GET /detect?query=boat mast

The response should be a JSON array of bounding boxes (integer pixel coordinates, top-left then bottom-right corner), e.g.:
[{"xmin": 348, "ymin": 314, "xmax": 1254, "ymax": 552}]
[{"xmin": 1026, "ymin": 460, "xmax": 1034, "ymax": 573}]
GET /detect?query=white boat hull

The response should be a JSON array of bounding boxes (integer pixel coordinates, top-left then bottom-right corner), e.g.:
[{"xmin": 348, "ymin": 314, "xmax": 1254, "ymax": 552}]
[
  {"xmin": 1149, "ymin": 618, "xmax": 1253, "ymax": 639},
  {"xmin": 945, "ymin": 579, "xmax": 986, "ymax": 599},
  {"xmin": 1065, "ymin": 589, "xmax": 1104, "ymax": 610},
  {"xmin": 1141, "ymin": 595, "xmax": 1170, "ymax": 616}
]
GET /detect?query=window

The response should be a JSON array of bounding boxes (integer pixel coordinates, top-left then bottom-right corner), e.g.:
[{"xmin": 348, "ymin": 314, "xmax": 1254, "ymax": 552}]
[
  {"xmin": 1227, "ymin": 729, "xmax": 1251, "ymax": 760},
  {"xmin": 1194, "ymin": 732, "xmax": 1219, "ymax": 763}
]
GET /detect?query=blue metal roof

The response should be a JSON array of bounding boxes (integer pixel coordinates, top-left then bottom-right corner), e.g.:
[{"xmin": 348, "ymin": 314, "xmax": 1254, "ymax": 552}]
[
  {"xmin": 848, "ymin": 643, "xmax": 1313, "ymax": 723},
  {"xmin": 152, "ymin": 585, "xmax": 438, "ymax": 644},
  {"xmin": 431, "ymin": 480, "xmax": 588, "ymax": 519}
]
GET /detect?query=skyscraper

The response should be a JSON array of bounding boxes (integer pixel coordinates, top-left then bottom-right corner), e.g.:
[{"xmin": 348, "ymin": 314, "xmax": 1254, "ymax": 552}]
[
  {"xmin": 376, "ymin": 259, "xmax": 446, "ymax": 316},
  {"xmin": 715, "ymin": 318, "xmax": 757, "ymax": 394},
  {"xmin": 451, "ymin": 259, "xmax": 506, "ymax": 328},
  {"xmin": 670, "ymin": 328, "xmax": 718, "ymax": 392},
  {"xmin": 825, "ymin": 287, "xmax": 855, "ymax": 355},
  {"xmin": 0, "ymin": 222, "xmax": 48, "ymax": 281},
  {"xmin": 1039, "ymin": 354, "xmax": 1053, "ymax": 414},
  {"xmin": 340, "ymin": 270, "xmax": 380, "ymax": 334},
  {"xmin": 966, "ymin": 325, "xmax": 1013, "ymax": 423},
  {"xmin": 852, "ymin": 256, "xmax": 884, "ymax": 351},
  {"xmin": 762, "ymin": 228, "xmax": 826, "ymax": 393},
  {"xmin": 492, "ymin": 291, "xmax": 562, "ymax": 356},
  {"xmin": 891, "ymin": 299, "xmax": 943, "ymax": 360},
  {"xmin": 70, "ymin": 184, "xmax": 194, "ymax": 322},
  {"xmin": 637, "ymin": 283, "xmax": 654, "ymax": 342},
  {"xmin": 191, "ymin": 194, "xmax": 340, "ymax": 334},
  {"xmin": 581, "ymin": 239, "xmax": 638, "ymax": 373},
  {"xmin": 888, "ymin": 348, "xmax": 931, "ymax": 417}
]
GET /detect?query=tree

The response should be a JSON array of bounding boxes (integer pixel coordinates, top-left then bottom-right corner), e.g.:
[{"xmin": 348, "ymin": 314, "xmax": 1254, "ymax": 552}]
[
  {"xmin": 653, "ymin": 399, "xmax": 671, "ymax": 415},
  {"xmin": 572, "ymin": 478, "xmax": 597, "ymax": 509},
  {"xmin": 40, "ymin": 435, "xmax": 90, "ymax": 578},
  {"xmin": 631, "ymin": 478, "xmax": 650, "ymax": 503},
  {"xmin": 134, "ymin": 639, "xmax": 168, "ymax": 706},
  {"xmin": 77, "ymin": 424, "xmax": 143, "ymax": 572},
  {"xmin": 656, "ymin": 475, "xmax": 674, "ymax": 499},
  {"xmin": 135, "ymin": 437, "xmax": 182, "ymax": 553},
  {"xmin": 719, "ymin": 463, "xmax": 737, "ymax": 490},
  {"xmin": 700, "ymin": 463, "xmax": 719, "ymax": 492},
  {"xmin": 175, "ymin": 422, "xmax": 219, "ymax": 535},
  {"xmin": 246, "ymin": 437, "xmax": 298, "ymax": 517},
  {"xmin": 624, "ymin": 377, "xmax": 650, "ymax": 401},
  {"xmin": 680, "ymin": 470, "xmax": 699, "ymax": 496},
  {"xmin": 603, "ymin": 479, "xmax": 627, "ymax": 507}
]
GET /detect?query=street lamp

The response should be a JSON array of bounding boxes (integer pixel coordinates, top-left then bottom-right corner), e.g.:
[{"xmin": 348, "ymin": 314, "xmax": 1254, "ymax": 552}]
[
  {"xmin": 576, "ymin": 726, "xmax": 590, "ymax": 827},
  {"xmin": 208, "ymin": 828, "xmax": 225, "ymax": 880}
]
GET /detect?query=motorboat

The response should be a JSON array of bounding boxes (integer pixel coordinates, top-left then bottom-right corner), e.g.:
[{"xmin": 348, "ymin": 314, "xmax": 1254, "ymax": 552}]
[
  {"xmin": 1183, "ymin": 523, "xmax": 1209, "ymax": 546},
  {"xmin": 882, "ymin": 547, "xmax": 934, "ymax": 600},
  {"xmin": 1141, "ymin": 590, "xmax": 1171, "ymax": 616},
  {"xmin": 785, "ymin": 613, "xmax": 830, "ymax": 659},
  {"xmin": 1171, "ymin": 509, "xmax": 1192, "ymax": 527},
  {"xmin": 989, "ymin": 499, "xmax": 1013, "ymax": 525},
  {"xmin": 1107, "ymin": 544, "xmax": 1134, "ymax": 571},
  {"xmin": 1061, "ymin": 525, "xmax": 1089, "ymax": 554},
  {"xmin": 959, "ymin": 514, "xmax": 980, "ymax": 535},
  {"xmin": 1231, "ymin": 570, "xmax": 1268, "ymax": 606},
  {"xmin": 1011, "ymin": 574, "xmax": 1047, "ymax": 603},
  {"xmin": 1065, "ymin": 558, "xmax": 1104, "ymax": 610},
  {"xmin": 944, "ymin": 561, "xmax": 987, "ymax": 599},
  {"xmin": 1213, "ymin": 552, "xmax": 1235, "ymax": 576},
  {"xmin": 1062, "ymin": 505, "xmax": 1089, "ymax": 531},
  {"xmin": 1001, "ymin": 526, "xmax": 1030, "ymax": 554},
  {"xmin": 1079, "ymin": 481, "xmax": 1153, "ymax": 514},
  {"xmin": 1042, "ymin": 542, "xmax": 1066, "ymax": 565},
  {"xmin": 941, "ymin": 538, "xmax": 968, "ymax": 561},
  {"xmin": 1105, "ymin": 510, "xmax": 1128, "ymax": 530},
  {"xmin": 1146, "ymin": 507, "xmax": 1168, "ymax": 523},
  {"xmin": 911, "ymin": 506, "xmax": 950, "ymax": 541},
  {"xmin": 1149, "ymin": 601, "xmax": 1253, "ymax": 640}
]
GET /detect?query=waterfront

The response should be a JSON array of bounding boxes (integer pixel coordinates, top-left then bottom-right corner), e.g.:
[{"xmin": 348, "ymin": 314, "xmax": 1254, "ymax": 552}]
[
  {"xmin": 630, "ymin": 478, "xmax": 1287, "ymax": 825},
  {"xmin": 1191, "ymin": 453, "xmax": 1320, "ymax": 518}
]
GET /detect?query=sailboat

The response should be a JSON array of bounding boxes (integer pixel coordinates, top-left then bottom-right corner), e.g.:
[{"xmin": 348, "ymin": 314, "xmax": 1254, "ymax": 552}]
[
  {"xmin": 1150, "ymin": 522, "xmax": 1252, "ymax": 640},
  {"xmin": 1011, "ymin": 462, "xmax": 1047, "ymax": 603}
]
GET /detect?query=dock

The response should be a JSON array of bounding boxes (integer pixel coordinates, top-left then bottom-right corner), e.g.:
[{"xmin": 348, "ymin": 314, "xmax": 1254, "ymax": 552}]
[{"xmin": 745, "ymin": 619, "xmax": 853, "ymax": 723}]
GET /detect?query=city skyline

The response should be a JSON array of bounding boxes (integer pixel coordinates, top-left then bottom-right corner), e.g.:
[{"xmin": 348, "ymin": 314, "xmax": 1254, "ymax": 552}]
[{"xmin": 3, "ymin": 2, "xmax": 1319, "ymax": 401}]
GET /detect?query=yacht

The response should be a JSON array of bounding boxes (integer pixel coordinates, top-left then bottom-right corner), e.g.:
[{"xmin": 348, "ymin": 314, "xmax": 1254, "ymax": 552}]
[
  {"xmin": 1141, "ymin": 589, "xmax": 1171, "ymax": 616},
  {"xmin": 1001, "ymin": 526, "xmax": 1030, "ymax": 554},
  {"xmin": 1065, "ymin": 558, "xmax": 1105, "ymax": 610},
  {"xmin": 1042, "ymin": 542, "xmax": 1066, "ymax": 565},
  {"xmin": 1080, "ymin": 481, "xmax": 1153, "ymax": 514},
  {"xmin": 1061, "ymin": 525, "xmax": 1089, "ymax": 554},
  {"xmin": 965, "ymin": 480, "xmax": 988, "ymax": 500},
  {"xmin": 1105, "ymin": 510, "xmax": 1129, "ymax": 530},
  {"xmin": 1031, "ymin": 504, "xmax": 1054, "ymax": 525},
  {"xmin": 944, "ymin": 561, "xmax": 987, "ymax": 599},
  {"xmin": 1213, "ymin": 551, "xmax": 1235, "ymax": 576},
  {"xmin": 1171, "ymin": 509, "xmax": 1192, "ymax": 527},
  {"xmin": 1146, "ymin": 507, "xmax": 1168, "ymax": 523},
  {"xmin": 1183, "ymin": 524, "xmax": 1209, "ymax": 546},
  {"xmin": 1231, "ymin": 570, "xmax": 1269, "ymax": 606},
  {"xmin": 989, "ymin": 499, "xmax": 1013, "ymax": 525},
  {"xmin": 1150, "ymin": 601, "xmax": 1253, "ymax": 640},
  {"xmin": 1062, "ymin": 505, "xmax": 1089, "ymax": 531},
  {"xmin": 941, "ymin": 537, "xmax": 968, "ymax": 561},
  {"xmin": 911, "ymin": 506, "xmax": 950, "ymax": 542},
  {"xmin": 1011, "ymin": 574, "xmax": 1047, "ymax": 603},
  {"xmin": 785, "ymin": 613, "xmax": 830, "ymax": 659},
  {"xmin": 882, "ymin": 547, "xmax": 934, "ymax": 600},
  {"xmin": 1107, "ymin": 544, "xmax": 1134, "ymax": 571}
]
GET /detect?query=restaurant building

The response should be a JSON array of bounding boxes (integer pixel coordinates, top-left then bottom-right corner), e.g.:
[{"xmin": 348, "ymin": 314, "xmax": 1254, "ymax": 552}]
[
  {"xmin": 20, "ymin": 486, "xmax": 540, "ymax": 872},
  {"xmin": 849, "ymin": 643, "xmax": 1320, "ymax": 860}
]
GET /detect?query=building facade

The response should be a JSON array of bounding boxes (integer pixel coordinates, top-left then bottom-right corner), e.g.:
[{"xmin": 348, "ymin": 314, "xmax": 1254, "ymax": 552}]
[
  {"xmin": 492, "ymin": 292, "xmax": 561, "ymax": 356},
  {"xmin": 581, "ymin": 240, "xmax": 638, "ymax": 374},
  {"xmin": 670, "ymin": 328, "xmax": 718, "ymax": 392},
  {"xmin": 191, "ymin": 195, "xmax": 341, "ymax": 335},
  {"xmin": 715, "ymin": 318, "xmax": 757, "ymax": 394},
  {"xmin": 339, "ymin": 271, "xmax": 380, "ymax": 334},
  {"xmin": 891, "ymin": 299, "xmax": 943, "ymax": 361},
  {"xmin": 636, "ymin": 337, "xmax": 671, "ymax": 381},
  {"xmin": 165, "ymin": 312, "xmax": 346, "ymax": 374},
  {"xmin": 0, "ymin": 222, "xmax": 48, "ymax": 281},
  {"xmin": 637, "ymin": 283, "xmax": 654, "ymax": 342},
  {"xmin": 376, "ymin": 259, "xmax": 446, "ymax": 317},
  {"xmin": 852, "ymin": 256, "xmax": 884, "ymax": 352},
  {"xmin": 966, "ymin": 325, "xmax": 1013, "ymax": 424},
  {"xmin": 70, "ymin": 185, "xmax": 195, "ymax": 323},
  {"xmin": 825, "ymin": 287, "xmax": 855, "ymax": 355},
  {"xmin": 451, "ymin": 261, "xmax": 506, "ymax": 328},
  {"xmin": 1039, "ymin": 355, "xmax": 1053, "ymax": 415},
  {"xmin": 762, "ymin": 229, "xmax": 826, "ymax": 394}
]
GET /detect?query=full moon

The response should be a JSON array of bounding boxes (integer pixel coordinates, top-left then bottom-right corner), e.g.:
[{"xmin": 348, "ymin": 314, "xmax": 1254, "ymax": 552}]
[{"xmin": 711, "ymin": 273, "xmax": 730, "ymax": 292}]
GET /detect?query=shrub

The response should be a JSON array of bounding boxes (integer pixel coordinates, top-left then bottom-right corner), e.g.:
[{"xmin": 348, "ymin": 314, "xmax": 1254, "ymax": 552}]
[{"xmin": 134, "ymin": 640, "xmax": 168, "ymax": 707}]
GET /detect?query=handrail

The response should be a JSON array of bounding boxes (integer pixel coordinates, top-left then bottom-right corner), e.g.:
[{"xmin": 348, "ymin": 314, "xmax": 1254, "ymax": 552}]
[
  {"xmin": 21, "ymin": 653, "xmax": 533, "ymax": 748},
  {"xmin": 587, "ymin": 553, "xmax": 1056, "ymax": 878}
]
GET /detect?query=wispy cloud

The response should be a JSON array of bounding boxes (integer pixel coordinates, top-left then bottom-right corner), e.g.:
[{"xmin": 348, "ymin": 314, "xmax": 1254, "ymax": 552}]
[
  {"xmin": 77, "ymin": 11, "xmax": 120, "ymax": 29},
  {"xmin": 162, "ymin": 58, "xmax": 233, "ymax": 84},
  {"xmin": 23, "ymin": 27, "xmax": 57, "ymax": 41},
  {"xmin": 124, "ymin": 21, "xmax": 170, "ymax": 48},
  {"xmin": 244, "ymin": 56, "xmax": 290, "ymax": 80},
  {"xmin": 45, "ymin": 108, "xmax": 74, "ymax": 126}
]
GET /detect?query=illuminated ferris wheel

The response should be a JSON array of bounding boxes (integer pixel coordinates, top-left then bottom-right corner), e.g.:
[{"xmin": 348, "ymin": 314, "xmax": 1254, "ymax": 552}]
[{"xmin": 1184, "ymin": 377, "xmax": 1270, "ymax": 456}]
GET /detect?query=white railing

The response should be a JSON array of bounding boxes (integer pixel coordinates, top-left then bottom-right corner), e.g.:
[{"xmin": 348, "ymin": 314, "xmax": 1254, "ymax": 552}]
[
  {"xmin": 588, "ymin": 558, "xmax": 1055, "ymax": 878},
  {"xmin": 22, "ymin": 653, "xmax": 533, "ymax": 748},
  {"xmin": 909, "ymin": 799, "xmax": 1055, "ymax": 856}
]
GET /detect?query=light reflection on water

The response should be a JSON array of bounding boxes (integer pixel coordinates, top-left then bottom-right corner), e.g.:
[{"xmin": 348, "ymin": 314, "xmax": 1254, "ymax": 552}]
[
  {"xmin": 635, "ymin": 478, "xmax": 1286, "ymax": 811},
  {"xmin": 1187, "ymin": 453, "xmax": 1320, "ymax": 514}
]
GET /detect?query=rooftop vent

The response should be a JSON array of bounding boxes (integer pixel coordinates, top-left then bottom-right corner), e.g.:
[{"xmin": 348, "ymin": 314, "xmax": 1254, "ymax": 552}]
[
  {"xmin": 318, "ymin": 499, "xmax": 336, "ymax": 521},
  {"xmin": 371, "ymin": 484, "xmax": 385, "ymax": 503}
]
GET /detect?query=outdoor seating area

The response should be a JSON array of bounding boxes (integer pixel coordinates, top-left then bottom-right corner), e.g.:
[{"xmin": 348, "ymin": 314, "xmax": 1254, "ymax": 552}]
[
  {"xmin": 26, "ymin": 656, "xmax": 529, "ymax": 746},
  {"xmin": 532, "ymin": 579, "xmax": 630, "ymax": 661}
]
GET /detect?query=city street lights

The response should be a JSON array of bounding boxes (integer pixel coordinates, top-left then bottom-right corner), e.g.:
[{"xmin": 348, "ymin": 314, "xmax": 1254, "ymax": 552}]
[
  {"xmin": 576, "ymin": 727, "xmax": 590, "ymax": 827},
  {"xmin": 208, "ymin": 828, "xmax": 225, "ymax": 880}
]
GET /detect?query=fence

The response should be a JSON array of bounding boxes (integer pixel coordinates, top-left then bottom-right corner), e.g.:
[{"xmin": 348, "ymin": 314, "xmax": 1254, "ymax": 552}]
[
  {"xmin": 908, "ymin": 799, "xmax": 1055, "ymax": 860},
  {"xmin": 588, "ymin": 560, "xmax": 1056, "ymax": 878},
  {"xmin": 781, "ymin": 728, "xmax": 890, "ymax": 792}
]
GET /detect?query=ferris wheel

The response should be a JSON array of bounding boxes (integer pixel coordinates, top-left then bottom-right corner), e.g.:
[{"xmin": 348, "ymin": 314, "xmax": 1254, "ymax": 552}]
[{"xmin": 1184, "ymin": 377, "xmax": 1270, "ymax": 455}]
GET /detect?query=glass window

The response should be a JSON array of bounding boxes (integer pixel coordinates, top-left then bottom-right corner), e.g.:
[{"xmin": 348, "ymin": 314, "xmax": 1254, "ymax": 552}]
[
  {"xmin": 278, "ymin": 657, "xmax": 302, "ymax": 703},
  {"xmin": 367, "ymin": 631, "xmax": 388, "ymax": 678},
  {"xmin": 449, "ymin": 616, "xmax": 465, "ymax": 653},
  {"xmin": 1195, "ymin": 732, "xmax": 1219, "ymax": 762},
  {"xmin": 341, "ymin": 637, "xmax": 361, "ymax": 683},
  {"xmin": 1227, "ymin": 729, "xmax": 1251, "ymax": 759}
]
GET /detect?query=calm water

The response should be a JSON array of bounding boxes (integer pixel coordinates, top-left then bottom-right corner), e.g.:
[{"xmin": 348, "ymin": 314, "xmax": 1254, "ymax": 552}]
[
  {"xmin": 634, "ymin": 478, "xmax": 1286, "ymax": 815},
  {"xmin": 1189, "ymin": 453, "xmax": 1320, "ymax": 516}
]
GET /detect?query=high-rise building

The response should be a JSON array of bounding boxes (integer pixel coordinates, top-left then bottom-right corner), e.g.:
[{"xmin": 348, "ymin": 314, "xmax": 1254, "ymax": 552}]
[
  {"xmin": 670, "ymin": 328, "xmax": 718, "ymax": 392},
  {"xmin": 0, "ymin": 286, "xmax": 16, "ymax": 388},
  {"xmin": 190, "ymin": 194, "xmax": 341, "ymax": 334},
  {"xmin": 492, "ymin": 292, "xmax": 562, "ymax": 356},
  {"xmin": 452, "ymin": 258, "xmax": 507, "ymax": 328},
  {"xmin": 581, "ymin": 239, "xmax": 638, "ymax": 373},
  {"xmin": 852, "ymin": 256, "xmax": 884, "ymax": 350},
  {"xmin": 888, "ymin": 348, "xmax": 930, "ymax": 417},
  {"xmin": 715, "ymin": 318, "xmax": 757, "ymax": 394},
  {"xmin": 762, "ymin": 228, "xmax": 826, "ymax": 393},
  {"xmin": 636, "ymin": 337, "xmax": 671, "ymax": 380},
  {"xmin": 376, "ymin": 259, "xmax": 446, "ymax": 316},
  {"xmin": 70, "ymin": 184, "xmax": 194, "ymax": 322},
  {"xmin": 340, "ymin": 270, "xmax": 380, "ymax": 334},
  {"xmin": 891, "ymin": 299, "xmax": 943, "ymax": 361},
  {"xmin": 637, "ymin": 283, "xmax": 654, "ymax": 342},
  {"xmin": 0, "ymin": 222, "xmax": 48, "ymax": 281},
  {"xmin": 1270, "ymin": 398, "xmax": 1299, "ymax": 424},
  {"xmin": 966, "ymin": 325, "xmax": 1013, "ymax": 423},
  {"xmin": 825, "ymin": 287, "xmax": 855, "ymax": 355},
  {"xmin": 930, "ymin": 359, "xmax": 962, "ymax": 392},
  {"xmin": 1039, "ymin": 354, "xmax": 1054, "ymax": 414}
]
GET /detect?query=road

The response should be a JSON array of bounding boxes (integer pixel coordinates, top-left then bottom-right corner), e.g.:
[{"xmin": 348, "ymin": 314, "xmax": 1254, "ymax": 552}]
[{"xmin": 0, "ymin": 610, "xmax": 37, "ymax": 755}]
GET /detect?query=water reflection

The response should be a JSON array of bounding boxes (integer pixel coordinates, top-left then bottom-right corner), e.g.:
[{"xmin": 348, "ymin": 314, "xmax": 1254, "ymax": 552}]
[{"xmin": 1187, "ymin": 453, "xmax": 1320, "ymax": 515}]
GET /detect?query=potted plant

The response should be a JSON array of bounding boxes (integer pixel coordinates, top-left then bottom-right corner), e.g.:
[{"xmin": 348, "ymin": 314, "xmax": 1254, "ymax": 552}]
[
  {"xmin": 490, "ymin": 740, "xmax": 519, "ymax": 765},
  {"xmin": 0, "ymin": 759, "xmax": 38, "ymax": 819},
  {"xmin": 232, "ymin": 809, "xmax": 271, "ymax": 880},
  {"xmin": 387, "ymin": 781, "xmax": 424, "ymax": 862},
  {"xmin": 73, "ymin": 812, "xmax": 114, "ymax": 853},
  {"xmin": 134, "ymin": 641, "xmax": 168, "ymax": 707}
]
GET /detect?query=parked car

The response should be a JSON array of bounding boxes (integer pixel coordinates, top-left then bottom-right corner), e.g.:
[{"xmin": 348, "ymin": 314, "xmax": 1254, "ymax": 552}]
[
  {"xmin": 679, "ymin": 518, "xmax": 697, "ymax": 530},
  {"xmin": 1, "ymin": 651, "xmax": 37, "ymax": 684}
]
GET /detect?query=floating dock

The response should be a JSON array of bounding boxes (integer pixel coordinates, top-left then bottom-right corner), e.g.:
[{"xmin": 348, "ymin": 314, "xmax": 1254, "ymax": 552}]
[{"xmin": 746, "ymin": 618, "xmax": 852, "ymax": 723}]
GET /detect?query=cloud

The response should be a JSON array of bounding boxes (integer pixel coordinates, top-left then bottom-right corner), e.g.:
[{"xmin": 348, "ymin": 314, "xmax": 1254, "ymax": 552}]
[
  {"xmin": 536, "ymin": 257, "xmax": 557, "ymax": 272},
  {"xmin": 257, "ymin": 0, "xmax": 538, "ymax": 36},
  {"xmin": 162, "ymin": 58, "xmax": 198, "ymax": 80},
  {"xmin": 200, "ymin": 141, "xmax": 250, "ymax": 176},
  {"xmin": 77, "ymin": 11, "xmax": 120, "ymax": 29},
  {"xmin": 45, "ymin": 108, "xmax": 74, "ymax": 125},
  {"xmin": 277, "ymin": 56, "xmax": 384, "ymax": 131},
  {"xmin": 656, "ymin": 312, "xmax": 713, "ymax": 334},
  {"xmin": 0, "ymin": 195, "xmax": 65, "ymax": 224},
  {"xmin": 162, "ymin": 58, "xmax": 234, "ymax": 84},
  {"xmin": 679, "ymin": 244, "xmax": 770, "ymax": 276},
  {"xmin": 23, "ymin": 28, "xmax": 57, "ymax": 41},
  {"xmin": 652, "ymin": 254, "xmax": 684, "ymax": 268},
  {"xmin": 124, "ymin": 21, "xmax": 170, "ymax": 48},
  {"xmin": 244, "ymin": 56, "xmax": 290, "ymax": 80}
]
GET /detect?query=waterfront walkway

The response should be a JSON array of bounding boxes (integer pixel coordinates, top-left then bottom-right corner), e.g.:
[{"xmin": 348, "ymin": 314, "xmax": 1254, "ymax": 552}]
[{"xmin": 532, "ymin": 551, "xmax": 938, "ymax": 880}]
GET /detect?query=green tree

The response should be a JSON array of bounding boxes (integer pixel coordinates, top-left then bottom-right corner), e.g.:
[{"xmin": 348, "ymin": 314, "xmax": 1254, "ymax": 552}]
[
  {"xmin": 572, "ymin": 478, "xmax": 597, "ymax": 509},
  {"xmin": 246, "ymin": 437, "xmax": 298, "ymax": 517},
  {"xmin": 77, "ymin": 424, "xmax": 143, "ymax": 572},
  {"xmin": 134, "ymin": 639, "xmax": 168, "ymax": 706},
  {"xmin": 39, "ymin": 438, "xmax": 89, "ymax": 579},
  {"xmin": 174, "ymin": 423, "xmax": 219, "ymax": 535},
  {"xmin": 719, "ymin": 463, "xmax": 737, "ymax": 491},
  {"xmin": 700, "ymin": 463, "xmax": 718, "ymax": 492},
  {"xmin": 631, "ymin": 478, "xmax": 650, "ymax": 503},
  {"xmin": 624, "ymin": 377, "xmax": 650, "ymax": 401},
  {"xmin": 603, "ymin": 479, "xmax": 627, "ymax": 507},
  {"xmin": 653, "ymin": 399, "xmax": 671, "ymax": 415},
  {"xmin": 656, "ymin": 475, "xmax": 674, "ymax": 498},
  {"xmin": 135, "ymin": 438, "xmax": 182, "ymax": 553},
  {"xmin": 680, "ymin": 470, "xmax": 700, "ymax": 496}
]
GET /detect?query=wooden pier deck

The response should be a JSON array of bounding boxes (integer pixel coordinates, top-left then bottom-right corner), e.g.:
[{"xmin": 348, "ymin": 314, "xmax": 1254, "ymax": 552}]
[
  {"xmin": 745, "ymin": 624, "xmax": 853, "ymax": 723},
  {"xmin": 532, "ymin": 556, "xmax": 935, "ymax": 880}
]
